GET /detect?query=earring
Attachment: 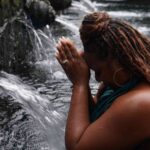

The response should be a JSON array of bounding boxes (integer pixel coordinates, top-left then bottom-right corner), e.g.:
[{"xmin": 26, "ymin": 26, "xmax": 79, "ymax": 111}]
[{"xmin": 113, "ymin": 68, "xmax": 124, "ymax": 87}]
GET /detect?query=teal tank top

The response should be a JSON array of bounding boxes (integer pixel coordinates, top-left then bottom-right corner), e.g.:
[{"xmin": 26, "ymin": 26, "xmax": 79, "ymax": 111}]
[{"xmin": 90, "ymin": 78, "xmax": 141, "ymax": 122}]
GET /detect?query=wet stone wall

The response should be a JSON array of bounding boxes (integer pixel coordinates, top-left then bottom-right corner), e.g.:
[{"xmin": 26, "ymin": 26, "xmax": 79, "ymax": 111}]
[{"xmin": 0, "ymin": 0, "xmax": 72, "ymax": 73}]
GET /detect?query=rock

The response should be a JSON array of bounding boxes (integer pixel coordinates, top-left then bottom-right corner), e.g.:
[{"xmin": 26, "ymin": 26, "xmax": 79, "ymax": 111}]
[
  {"xmin": 24, "ymin": 0, "xmax": 56, "ymax": 28},
  {"xmin": 0, "ymin": 0, "xmax": 56, "ymax": 73},
  {"xmin": 0, "ymin": 19, "xmax": 36, "ymax": 73},
  {"xmin": 0, "ymin": 0, "xmax": 24, "ymax": 26},
  {"xmin": 49, "ymin": 0, "xmax": 72, "ymax": 10}
]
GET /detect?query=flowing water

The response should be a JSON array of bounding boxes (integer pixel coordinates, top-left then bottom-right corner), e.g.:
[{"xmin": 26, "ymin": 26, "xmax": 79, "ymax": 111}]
[{"xmin": 0, "ymin": 0, "xmax": 150, "ymax": 149}]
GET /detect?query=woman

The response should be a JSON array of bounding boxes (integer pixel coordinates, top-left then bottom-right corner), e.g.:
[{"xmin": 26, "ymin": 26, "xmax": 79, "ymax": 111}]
[{"xmin": 55, "ymin": 12, "xmax": 150, "ymax": 150}]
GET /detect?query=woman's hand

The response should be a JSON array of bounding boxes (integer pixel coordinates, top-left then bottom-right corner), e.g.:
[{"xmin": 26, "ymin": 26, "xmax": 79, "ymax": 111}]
[{"xmin": 55, "ymin": 37, "xmax": 90, "ymax": 86}]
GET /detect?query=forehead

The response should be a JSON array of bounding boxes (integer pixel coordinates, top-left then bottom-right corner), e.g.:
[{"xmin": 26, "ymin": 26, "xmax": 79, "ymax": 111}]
[
  {"xmin": 84, "ymin": 52, "xmax": 96, "ymax": 60},
  {"xmin": 83, "ymin": 51, "xmax": 113, "ymax": 67},
  {"xmin": 83, "ymin": 50, "xmax": 107, "ymax": 62},
  {"xmin": 83, "ymin": 40, "xmax": 99, "ymax": 52},
  {"xmin": 83, "ymin": 40, "xmax": 110, "ymax": 60},
  {"xmin": 84, "ymin": 52, "xmax": 100, "ymax": 65}
]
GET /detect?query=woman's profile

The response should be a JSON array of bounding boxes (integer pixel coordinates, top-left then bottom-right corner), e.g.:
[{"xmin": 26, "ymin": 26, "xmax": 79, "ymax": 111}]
[{"xmin": 55, "ymin": 11, "xmax": 150, "ymax": 150}]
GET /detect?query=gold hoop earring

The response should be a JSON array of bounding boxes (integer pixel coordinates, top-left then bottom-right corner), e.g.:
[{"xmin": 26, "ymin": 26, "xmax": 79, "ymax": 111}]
[{"xmin": 113, "ymin": 68, "xmax": 124, "ymax": 87}]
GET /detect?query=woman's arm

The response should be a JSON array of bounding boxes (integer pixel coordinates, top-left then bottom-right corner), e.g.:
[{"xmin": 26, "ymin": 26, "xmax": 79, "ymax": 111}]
[
  {"xmin": 55, "ymin": 37, "xmax": 92, "ymax": 149},
  {"xmin": 66, "ymin": 82, "xmax": 106, "ymax": 149},
  {"xmin": 65, "ymin": 83, "xmax": 90, "ymax": 150}
]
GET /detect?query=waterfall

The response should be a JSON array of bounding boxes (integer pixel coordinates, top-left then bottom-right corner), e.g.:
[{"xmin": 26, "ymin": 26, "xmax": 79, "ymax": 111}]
[
  {"xmin": 0, "ymin": 71, "xmax": 66, "ymax": 149},
  {"xmin": 55, "ymin": 17, "xmax": 79, "ymax": 34},
  {"xmin": 0, "ymin": 0, "xmax": 150, "ymax": 149}
]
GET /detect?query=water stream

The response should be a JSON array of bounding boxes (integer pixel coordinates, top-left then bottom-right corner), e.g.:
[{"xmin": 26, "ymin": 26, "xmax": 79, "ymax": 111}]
[{"xmin": 0, "ymin": 0, "xmax": 150, "ymax": 149}]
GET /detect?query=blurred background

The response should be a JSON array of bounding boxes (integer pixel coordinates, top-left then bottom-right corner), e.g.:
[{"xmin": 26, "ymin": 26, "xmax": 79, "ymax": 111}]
[{"xmin": 0, "ymin": 0, "xmax": 150, "ymax": 149}]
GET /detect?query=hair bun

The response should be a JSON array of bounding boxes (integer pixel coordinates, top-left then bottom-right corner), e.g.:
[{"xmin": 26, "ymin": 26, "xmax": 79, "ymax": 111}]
[{"xmin": 82, "ymin": 11, "xmax": 111, "ymax": 33}]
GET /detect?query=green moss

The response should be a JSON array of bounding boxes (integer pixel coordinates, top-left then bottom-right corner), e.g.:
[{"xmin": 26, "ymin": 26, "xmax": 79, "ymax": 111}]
[
  {"xmin": 0, "ymin": 0, "xmax": 23, "ymax": 12},
  {"xmin": 14, "ymin": 0, "xmax": 22, "ymax": 7},
  {"xmin": 0, "ymin": 0, "xmax": 23, "ymax": 26},
  {"xmin": 1, "ymin": 0, "xmax": 22, "ymax": 7}
]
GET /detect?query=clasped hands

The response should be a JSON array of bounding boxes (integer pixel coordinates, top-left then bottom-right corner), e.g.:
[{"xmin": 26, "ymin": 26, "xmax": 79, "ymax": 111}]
[{"xmin": 55, "ymin": 37, "xmax": 90, "ymax": 86}]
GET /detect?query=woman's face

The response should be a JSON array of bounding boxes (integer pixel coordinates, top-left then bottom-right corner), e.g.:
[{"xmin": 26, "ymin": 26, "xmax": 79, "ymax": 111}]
[{"xmin": 83, "ymin": 52, "xmax": 116, "ymax": 84}]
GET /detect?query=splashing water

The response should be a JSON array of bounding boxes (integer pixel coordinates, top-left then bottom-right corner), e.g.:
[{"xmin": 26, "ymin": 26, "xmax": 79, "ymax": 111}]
[
  {"xmin": 0, "ymin": 71, "xmax": 66, "ymax": 150},
  {"xmin": 55, "ymin": 17, "xmax": 79, "ymax": 34}
]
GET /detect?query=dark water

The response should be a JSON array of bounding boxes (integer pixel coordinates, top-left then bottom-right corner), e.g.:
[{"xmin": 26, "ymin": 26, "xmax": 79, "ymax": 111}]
[{"xmin": 0, "ymin": 0, "xmax": 150, "ymax": 149}]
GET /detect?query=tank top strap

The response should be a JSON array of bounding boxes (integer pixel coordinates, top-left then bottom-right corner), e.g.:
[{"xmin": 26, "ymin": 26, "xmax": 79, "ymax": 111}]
[{"xmin": 90, "ymin": 78, "xmax": 141, "ymax": 122}]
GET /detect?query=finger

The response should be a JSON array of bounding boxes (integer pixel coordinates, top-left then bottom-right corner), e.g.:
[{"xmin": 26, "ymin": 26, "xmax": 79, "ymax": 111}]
[
  {"xmin": 79, "ymin": 51, "xmax": 87, "ymax": 63},
  {"xmin": 56, "ymin": 41, "xmax": 67, "ymax": 62},
  {"xmin": 60, "ymin": 39, "xmax": 74, "ymax": 61},
  {"xmin": 55, "ymin": 51, "xmax": 69, "ymax": 70},
  {"xmin": 65, "ymin": 38, "xmax": 79, "ymax": 58},
  {"xmin": 78, "ymin": 51, "xmax": 84, "ymax": 58},
  {"xmin": 60, "ymin": 37, "xmax": 77, "ymax": 58},
  {"xmin": 55, "ymin": 51, "xmax": 62, "ymax": 64}
]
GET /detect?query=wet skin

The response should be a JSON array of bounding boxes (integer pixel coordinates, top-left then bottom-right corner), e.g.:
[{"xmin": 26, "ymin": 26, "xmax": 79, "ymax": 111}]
[{"xmin": 55, "ymin": 37, "xmax": 150, "ymax": 150}]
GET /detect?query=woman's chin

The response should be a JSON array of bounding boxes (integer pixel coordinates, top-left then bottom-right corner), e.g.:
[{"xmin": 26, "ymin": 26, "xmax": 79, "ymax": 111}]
[
  {"xmin": 95, "ymin": 77, "xmax": 101, "ymax": 82},
  {"xmin": 96, "ymin": 78, "xmax": 107, "ymax": 85}
]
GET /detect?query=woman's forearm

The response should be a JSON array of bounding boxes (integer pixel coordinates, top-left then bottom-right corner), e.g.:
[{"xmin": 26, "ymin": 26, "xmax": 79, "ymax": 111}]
[{"xmin": 65, "ymin": 83, "xmax": 90, "ymax": 150}]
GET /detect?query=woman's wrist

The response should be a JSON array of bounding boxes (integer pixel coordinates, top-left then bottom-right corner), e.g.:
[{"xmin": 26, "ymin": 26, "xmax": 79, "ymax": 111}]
[{"xmin": 72, "ymin": 82, "xmax": 89, "ymax": 89}]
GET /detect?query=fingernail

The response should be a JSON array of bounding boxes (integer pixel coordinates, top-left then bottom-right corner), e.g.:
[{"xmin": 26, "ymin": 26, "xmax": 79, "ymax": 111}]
[
  {"xmin": 58, "ymin": 38, "xmax": 62, "ymax": 42},
  {"xmin": 57, "ymin": 41, "xmax": 59, "ymax": 46},
  {"xmin": 55, "ymin": 52, "xmax": 59, "ymax": 57},
  {"xmin": 58, "ymin": 40, "xmax": 61, "ymax": 45},
  {"xmin": 56, "ymin": 50, "xmax": 59, "ymax": 54},
  {"xmin": 62, "ymin": 36, "xmax": 65, "ymax": 39}
]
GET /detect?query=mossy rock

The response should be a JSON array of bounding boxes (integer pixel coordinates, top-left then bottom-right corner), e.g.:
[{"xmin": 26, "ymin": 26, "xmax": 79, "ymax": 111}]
[
  {"xmin": 0, "ymin": 0, "xmax": 24, "ymax": 26},
  {"xmin": 24, "ymin": 0, "xmax": 56, "ymax": 28},
  {"xmin": 0, "ymin": 19, "xmax": 36, "ymax": 73},
  {"xmin": 49, "ymin": 0, "xmax": 72, "ymax": 10}
]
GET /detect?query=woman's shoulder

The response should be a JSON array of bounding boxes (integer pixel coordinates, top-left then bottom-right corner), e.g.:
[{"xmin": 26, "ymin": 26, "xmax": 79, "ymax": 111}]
[
  {"xmin": 86, "ymin": 81, "xmax": 150, "ymax": 149},
  {"xmin": 116, "ymin": 81, "xmax": 150, "ymax": 106},
  {"xmin": 100, "ymin": 80, "xmax": 150, "ymax": 120},
  {"xmin": 107, "ymin": 81, "xmax": 150, "ymax": 113},
  {"xmin": 91, "ymin": 81, "xmax": 150, "ymax": 149},
  {"xmin": 109, "ymin": 81, "xmax": 150, "ymax": 135}
]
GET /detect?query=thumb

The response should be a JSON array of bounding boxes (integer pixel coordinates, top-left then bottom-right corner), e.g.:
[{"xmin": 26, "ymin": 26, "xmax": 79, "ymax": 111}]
[{"xmin": 78, "ymin": 50, "xmax": 85, "ymax": 58}]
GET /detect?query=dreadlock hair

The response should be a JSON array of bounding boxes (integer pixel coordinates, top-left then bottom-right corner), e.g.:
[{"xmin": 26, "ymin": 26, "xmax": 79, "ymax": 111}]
[{"xmin": 79, "ymin": 11, "xmax": 150, "ymax": 82}]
